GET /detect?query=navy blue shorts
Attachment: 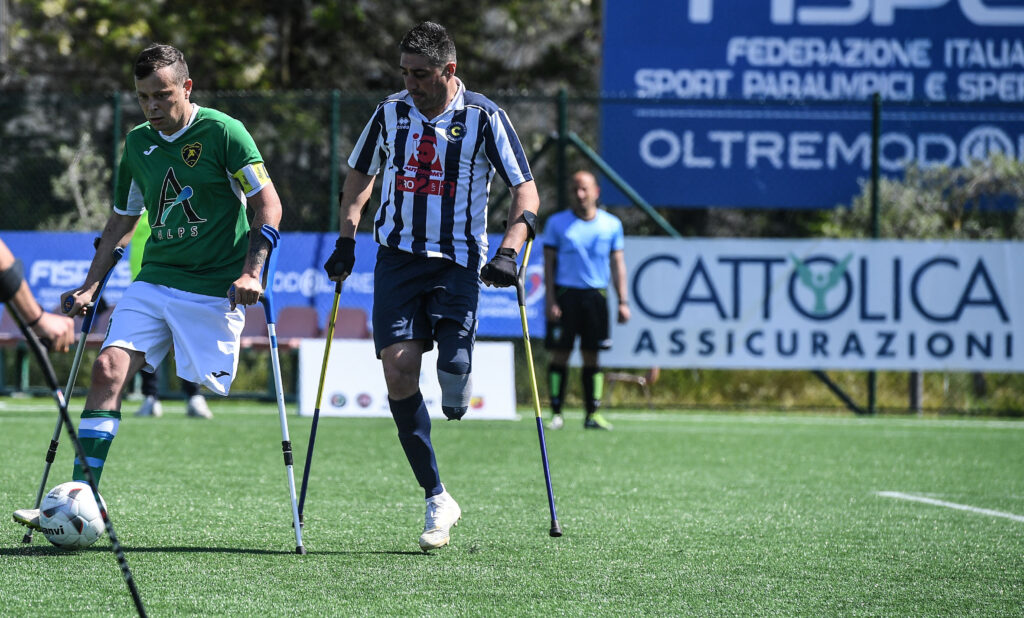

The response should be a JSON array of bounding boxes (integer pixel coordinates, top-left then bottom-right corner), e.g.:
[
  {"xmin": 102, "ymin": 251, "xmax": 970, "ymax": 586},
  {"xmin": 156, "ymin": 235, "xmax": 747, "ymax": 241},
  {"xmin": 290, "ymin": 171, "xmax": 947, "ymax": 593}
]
[{"xmin": 372, "ymin": 246, "xmax": 480, "ymax": 358}]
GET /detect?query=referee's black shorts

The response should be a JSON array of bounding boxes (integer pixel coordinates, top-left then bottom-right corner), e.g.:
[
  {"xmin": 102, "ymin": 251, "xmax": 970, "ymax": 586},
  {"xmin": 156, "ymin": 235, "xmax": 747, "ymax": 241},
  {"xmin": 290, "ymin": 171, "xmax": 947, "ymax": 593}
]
[{"xmin": 545, "ymin": 287, "xmax": 611, "ymax": 352}]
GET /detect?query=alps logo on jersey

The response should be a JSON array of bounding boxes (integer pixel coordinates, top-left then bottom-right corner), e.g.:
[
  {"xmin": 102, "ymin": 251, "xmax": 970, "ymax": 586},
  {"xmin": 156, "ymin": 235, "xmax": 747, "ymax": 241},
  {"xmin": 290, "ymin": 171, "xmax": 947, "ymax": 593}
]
[
  {"xmin": 152, "ymin": 168, "xmax": 207, "ymax": 228},
  {"xmin": 404, "ymin": 134, "xmax": 444, "ymax": 179},
  {"xmin": 181, "ymin": 142, "xmax": 202, "ymax": 167}
]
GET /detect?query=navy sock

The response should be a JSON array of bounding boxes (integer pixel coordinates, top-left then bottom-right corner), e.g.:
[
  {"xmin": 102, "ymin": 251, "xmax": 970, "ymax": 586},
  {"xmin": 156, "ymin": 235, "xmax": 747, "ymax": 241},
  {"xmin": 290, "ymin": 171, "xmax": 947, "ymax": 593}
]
[
  {"xmin": 389, "ymin": 391, "xmax": 442, "ymax": 498},
  {"xmin": 182, "ymin": 380, "xmax": 199, "ymax": 398},
  {"xmin": 140, "ymin": 370, "xmax": 158, "ymax": 398}
]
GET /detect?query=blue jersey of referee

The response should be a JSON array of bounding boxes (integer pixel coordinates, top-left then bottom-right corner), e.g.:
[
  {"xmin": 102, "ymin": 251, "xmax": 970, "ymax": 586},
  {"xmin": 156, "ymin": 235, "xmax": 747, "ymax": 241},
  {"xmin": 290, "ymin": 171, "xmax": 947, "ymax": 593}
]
[{"xmin": 541, "ymin": 208, "xmax": 625, "ymax": 290}]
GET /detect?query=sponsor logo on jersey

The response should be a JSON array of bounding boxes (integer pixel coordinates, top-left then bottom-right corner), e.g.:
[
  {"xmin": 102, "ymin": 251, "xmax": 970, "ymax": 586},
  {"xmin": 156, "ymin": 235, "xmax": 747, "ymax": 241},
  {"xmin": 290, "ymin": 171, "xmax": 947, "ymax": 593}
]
[
  {"xmin": 397, "ymin": 116, "xmax": 410, "ymax": 130},
  {"xmin": 143, "ymin": 145, "xmax": 158, "ymax": 156},
  {"xmin": 211, "ymin": 370, "xmax": 230, "ymax": 378},
  {"xmin": 397, "ymin": 134, "xmax": 455, "ymax": 196},
  {"xmin": 181, "ymin": 142, "xmax": 202, "ymax": 167},
  {"xmin": 152, "ymin": 169, "xmax": 207, "ymax": 228},
  {"xmin": 404, "ymin": 134, "xmax": 444, "ymax": 179},
  {"xmin": 447, "ymin": 121, "xmax": 466, "ymax": 142},
  {"xmin": 395, "ymin": 173, "xmax": 457, "ymax": 198}
]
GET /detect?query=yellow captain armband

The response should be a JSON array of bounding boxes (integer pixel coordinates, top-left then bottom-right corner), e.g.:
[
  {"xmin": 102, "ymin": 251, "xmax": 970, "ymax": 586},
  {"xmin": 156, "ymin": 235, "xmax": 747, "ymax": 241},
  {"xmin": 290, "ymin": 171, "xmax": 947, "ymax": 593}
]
[{"xmin": 232, "ymin": 162, "xmax": 271, "ymax": 196}]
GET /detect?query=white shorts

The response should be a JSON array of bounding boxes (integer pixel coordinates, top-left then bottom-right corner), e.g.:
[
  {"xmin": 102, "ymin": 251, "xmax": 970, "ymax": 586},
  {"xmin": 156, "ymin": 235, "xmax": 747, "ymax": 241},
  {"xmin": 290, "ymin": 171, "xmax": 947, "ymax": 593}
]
[{"xmin": 103, "ymin": 281, "xmax": 245, "ymax": 396}]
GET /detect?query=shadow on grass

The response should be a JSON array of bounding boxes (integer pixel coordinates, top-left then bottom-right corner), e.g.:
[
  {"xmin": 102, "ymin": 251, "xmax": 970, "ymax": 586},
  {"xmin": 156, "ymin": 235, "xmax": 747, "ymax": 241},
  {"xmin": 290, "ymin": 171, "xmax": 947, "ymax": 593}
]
[{"xmin": 1, "ymin": 544, "xmax": 425, "ymax": 557}]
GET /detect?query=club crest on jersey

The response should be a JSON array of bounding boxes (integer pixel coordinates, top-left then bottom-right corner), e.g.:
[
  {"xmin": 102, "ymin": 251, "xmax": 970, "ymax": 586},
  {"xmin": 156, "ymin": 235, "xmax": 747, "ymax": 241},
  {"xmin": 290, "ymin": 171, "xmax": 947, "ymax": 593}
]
[
  {"xmin": 447, "ymin": 121, "xmax": 466, "ymax": 143},
  {"xmin": 181, "ymin": 142, "xmax": 202, "ymax": 167}
]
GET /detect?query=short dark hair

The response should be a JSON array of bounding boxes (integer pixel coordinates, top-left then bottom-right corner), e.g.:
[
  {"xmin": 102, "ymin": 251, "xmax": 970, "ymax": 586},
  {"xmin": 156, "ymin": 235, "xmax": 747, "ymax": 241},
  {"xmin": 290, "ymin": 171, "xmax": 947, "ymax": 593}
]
[
  {"xmin": 399, "ymin": 22, "xmax": 456, "ymax": 67},
  {"xmin": 134, "ymin": 44, "xmax": 189, "ymax": 84}
]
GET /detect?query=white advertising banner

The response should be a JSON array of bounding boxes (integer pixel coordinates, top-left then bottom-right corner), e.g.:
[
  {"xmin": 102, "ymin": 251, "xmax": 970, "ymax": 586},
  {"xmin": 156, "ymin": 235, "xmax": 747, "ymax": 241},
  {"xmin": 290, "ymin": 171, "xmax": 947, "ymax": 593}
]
[
  {"xmin": 603, "ymin": 238, "xmax": 1024, "ymax": 372},
  {"xmin": 296, "ymin": 340, "xmax": 517, "ymax": 419}
]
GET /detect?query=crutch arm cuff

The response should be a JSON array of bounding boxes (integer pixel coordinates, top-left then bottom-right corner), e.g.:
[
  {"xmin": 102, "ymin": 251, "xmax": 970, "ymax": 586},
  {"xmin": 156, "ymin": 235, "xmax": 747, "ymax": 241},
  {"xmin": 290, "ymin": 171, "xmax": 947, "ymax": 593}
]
[{"xmin": 0, "ymin": 258, "xmax": 25, "ymax": 303}]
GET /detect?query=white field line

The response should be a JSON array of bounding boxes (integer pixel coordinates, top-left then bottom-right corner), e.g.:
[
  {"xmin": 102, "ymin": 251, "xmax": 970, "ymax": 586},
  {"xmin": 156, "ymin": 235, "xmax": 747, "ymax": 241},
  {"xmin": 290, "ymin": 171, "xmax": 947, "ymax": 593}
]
[
  {"xmin": 618, "ymin": 412, "xmax": 1024, "ymax": 430},
  {"xmin": 877, "ymin": 491, "xmax": 1024, "ymax": 523}
]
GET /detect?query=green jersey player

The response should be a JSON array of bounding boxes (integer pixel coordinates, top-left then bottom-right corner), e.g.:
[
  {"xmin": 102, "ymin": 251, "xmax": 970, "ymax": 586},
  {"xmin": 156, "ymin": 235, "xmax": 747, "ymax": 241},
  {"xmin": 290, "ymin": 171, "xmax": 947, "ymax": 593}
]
[{"xmin": 14, "ymin": 43, "xmax": 282, "ymax": 533}]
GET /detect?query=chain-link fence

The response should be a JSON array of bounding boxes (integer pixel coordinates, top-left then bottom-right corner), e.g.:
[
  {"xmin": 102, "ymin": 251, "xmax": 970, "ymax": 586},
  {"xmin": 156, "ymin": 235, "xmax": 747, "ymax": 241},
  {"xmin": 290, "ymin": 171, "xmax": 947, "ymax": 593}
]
[{"xmin": 2, "ymin": 91, "xmax": 1022, "ymax": 415}]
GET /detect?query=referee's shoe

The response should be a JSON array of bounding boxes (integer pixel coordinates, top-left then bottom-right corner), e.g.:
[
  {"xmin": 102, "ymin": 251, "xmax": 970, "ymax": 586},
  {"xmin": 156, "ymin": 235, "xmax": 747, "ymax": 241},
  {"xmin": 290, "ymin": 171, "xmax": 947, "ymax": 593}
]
[{"xmin": 584, "ymin": 412, "xmax": 613, "ymax": 430}]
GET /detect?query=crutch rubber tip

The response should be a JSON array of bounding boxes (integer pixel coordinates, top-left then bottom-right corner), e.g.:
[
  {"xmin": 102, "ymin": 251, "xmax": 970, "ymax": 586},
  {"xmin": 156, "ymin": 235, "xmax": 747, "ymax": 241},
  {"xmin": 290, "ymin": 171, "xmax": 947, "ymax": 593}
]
[
  {"xmin": 296, "ymin": 545, "xmax": 307, "ymax": 555},
  {"xmin": 549, "ymin": 521, "xmax": 563, "ymax": 537}
]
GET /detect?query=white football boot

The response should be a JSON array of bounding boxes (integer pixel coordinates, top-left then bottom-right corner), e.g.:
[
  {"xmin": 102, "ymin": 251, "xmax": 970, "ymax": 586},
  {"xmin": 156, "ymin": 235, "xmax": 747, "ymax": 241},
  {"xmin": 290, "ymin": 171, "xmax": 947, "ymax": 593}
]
[
  {"xmin": 134, "ymin": 395, "xmax": 163, "ymax": 417},
  {"xmin": 418, "ymin": 489, "xmax": 461, "ymax": 551},
  {"xmin": 13, "ymin": 508, "xmax": 41, "ymax": 531},
  {"xmin": 186, "ymin": 395, "xmax": 213, "ymax": 419}
]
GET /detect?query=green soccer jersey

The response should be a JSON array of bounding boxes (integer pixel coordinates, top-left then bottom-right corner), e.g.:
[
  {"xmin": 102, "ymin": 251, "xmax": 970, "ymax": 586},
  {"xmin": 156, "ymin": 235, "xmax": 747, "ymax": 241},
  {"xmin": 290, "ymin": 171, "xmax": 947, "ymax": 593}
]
[{"xmin": 115, "ymin": 106, "xmax": 270, "ymax": 297}]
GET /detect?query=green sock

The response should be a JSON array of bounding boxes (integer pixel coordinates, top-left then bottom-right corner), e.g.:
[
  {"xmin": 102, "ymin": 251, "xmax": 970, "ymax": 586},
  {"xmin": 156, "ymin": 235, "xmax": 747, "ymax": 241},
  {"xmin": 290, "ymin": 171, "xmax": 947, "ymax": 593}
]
[
  {"xmin": 71, "ymin": 410, "xmax": 121, "ymax": 487},
  {"xmin": 582, "ymin": 367, "xmax": 603, "ymax": 416},
  {"xmin": 548, "ymin": 364, "xmax": 567, "ymax": 415}
]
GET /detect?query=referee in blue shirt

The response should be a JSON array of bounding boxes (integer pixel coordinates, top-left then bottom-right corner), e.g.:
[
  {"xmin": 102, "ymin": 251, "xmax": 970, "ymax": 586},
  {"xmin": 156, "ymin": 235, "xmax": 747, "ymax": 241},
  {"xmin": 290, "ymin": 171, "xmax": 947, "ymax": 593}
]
[{"xmin": 543, "ymin": 170, "xmax": 630, "ymax": 430}]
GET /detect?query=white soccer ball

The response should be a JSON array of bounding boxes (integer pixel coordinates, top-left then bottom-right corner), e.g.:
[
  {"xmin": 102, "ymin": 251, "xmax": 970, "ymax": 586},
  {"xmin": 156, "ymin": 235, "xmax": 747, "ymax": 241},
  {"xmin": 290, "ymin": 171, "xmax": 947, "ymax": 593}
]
[{"xmin": 39, "ymin": 481, "xmax": 107, "ymax": 549}]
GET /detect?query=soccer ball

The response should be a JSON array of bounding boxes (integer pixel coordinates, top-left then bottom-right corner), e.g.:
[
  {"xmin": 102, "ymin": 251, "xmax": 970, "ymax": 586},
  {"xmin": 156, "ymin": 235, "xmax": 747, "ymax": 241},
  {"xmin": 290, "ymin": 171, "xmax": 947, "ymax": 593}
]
[{"xmin": 39, "ymin": 481, "xmax": 107, "ymax": 549}]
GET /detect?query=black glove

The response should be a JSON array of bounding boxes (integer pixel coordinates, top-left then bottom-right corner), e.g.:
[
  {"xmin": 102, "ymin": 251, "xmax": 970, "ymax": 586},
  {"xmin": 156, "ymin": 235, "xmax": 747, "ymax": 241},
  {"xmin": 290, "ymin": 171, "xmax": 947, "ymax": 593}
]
[
  {"xmin": 480, "ymin": 247, "xmax": 518, "ymax": 287},
  {"xmin": 324, "ymin": 237, "xmax": 356, "ymax": 279}
]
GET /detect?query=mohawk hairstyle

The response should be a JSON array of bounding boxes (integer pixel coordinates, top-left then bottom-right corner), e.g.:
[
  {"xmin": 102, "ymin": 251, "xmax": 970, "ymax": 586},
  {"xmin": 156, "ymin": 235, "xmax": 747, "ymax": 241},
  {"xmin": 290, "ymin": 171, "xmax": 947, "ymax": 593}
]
[{"xmin": 134, "ymin": 44, "xmax": 189, "ymax": 84}]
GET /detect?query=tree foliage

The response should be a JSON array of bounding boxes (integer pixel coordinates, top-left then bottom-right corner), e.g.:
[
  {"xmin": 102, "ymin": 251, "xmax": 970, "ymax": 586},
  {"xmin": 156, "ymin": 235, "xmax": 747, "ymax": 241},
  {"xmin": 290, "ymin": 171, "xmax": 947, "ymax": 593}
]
[
  {"xmin": 823, "ymin": 155, "xmax": 1024, "ymax": 240},
  {"xmin": 3, "ymin": 0, "xmax": 602, "ymax": 93}
]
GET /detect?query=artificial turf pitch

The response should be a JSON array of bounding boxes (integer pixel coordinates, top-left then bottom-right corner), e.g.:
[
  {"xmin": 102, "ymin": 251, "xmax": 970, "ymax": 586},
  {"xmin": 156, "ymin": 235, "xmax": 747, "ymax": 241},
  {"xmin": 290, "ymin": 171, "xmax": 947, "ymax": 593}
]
[{"xmin": 1, "ymin": 398, "xmax": 1022, "ymax": 616}]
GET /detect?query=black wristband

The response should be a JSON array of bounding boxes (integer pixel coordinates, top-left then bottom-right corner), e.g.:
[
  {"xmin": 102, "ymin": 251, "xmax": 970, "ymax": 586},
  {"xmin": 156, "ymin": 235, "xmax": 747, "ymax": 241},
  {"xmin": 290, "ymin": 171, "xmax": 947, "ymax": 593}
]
[{"xmin": 25, "ymin": 307, "xmax": 44, "ymax": 328}]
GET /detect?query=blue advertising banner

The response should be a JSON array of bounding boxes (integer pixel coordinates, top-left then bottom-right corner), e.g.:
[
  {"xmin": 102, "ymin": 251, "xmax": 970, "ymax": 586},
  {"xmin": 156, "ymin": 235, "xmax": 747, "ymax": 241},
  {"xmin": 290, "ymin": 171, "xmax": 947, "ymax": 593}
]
[
  {"xmin": 601, "ymin": 0, "xmax": 1024, "ymax": 209},
  {"xmin": 1, "ymin": 231, "xmax": 544, "ymax": 339}
]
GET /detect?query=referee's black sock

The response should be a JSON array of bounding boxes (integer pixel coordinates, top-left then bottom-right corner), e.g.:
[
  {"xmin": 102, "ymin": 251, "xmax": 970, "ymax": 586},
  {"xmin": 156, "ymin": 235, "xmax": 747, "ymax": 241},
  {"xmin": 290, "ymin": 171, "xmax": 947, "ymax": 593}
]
[
  {"xmin": 548, "ymin": 364, "xmax": 567, "ymax": 415},
  {"xmin": 582, "ymin": 366, "xmax": 603, "ymax": 417}
]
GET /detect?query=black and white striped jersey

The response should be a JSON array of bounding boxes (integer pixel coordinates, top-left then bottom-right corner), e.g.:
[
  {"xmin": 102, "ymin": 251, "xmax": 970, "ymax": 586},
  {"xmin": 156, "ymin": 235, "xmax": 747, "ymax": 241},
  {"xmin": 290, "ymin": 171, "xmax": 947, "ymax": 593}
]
[{"xmin": 348, "ymin": 80, "xmax": 533, "ymax": 272}]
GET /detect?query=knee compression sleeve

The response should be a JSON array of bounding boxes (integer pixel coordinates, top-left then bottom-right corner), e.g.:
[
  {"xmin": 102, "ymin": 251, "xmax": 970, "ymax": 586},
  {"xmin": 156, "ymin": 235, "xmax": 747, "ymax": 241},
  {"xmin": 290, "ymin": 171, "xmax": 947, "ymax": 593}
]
[
  {"xmin": 435, "ymin": 321, "xmax": 473, "ymax": 420},
  {"xmin": 0, "ymin": 258, "xmax": 24, "ymax": 303}
]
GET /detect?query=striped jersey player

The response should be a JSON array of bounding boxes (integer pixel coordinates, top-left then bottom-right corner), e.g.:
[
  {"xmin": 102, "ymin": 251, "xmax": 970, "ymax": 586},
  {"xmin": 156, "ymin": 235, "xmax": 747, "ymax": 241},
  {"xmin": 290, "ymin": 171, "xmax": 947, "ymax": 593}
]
[
  {"xmin": 324, "ymin": 22, "xmax": 540, "ymax": 552},
  {"xmin": 347, "ymin": 80, "xmax": 533, "ymax": 273}
]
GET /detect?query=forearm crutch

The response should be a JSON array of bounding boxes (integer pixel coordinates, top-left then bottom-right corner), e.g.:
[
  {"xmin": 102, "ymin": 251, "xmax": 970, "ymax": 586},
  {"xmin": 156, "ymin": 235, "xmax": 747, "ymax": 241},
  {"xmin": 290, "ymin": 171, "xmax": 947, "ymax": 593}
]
[
  {"xmin": 23, "ymin": 245, "xmax": 124, "ymax": 544},
  {"xmin": 6, "ymin": 281, "xmax": 146, "ymax": 617},
  {"xmin": 254, "ymin": 224, "xmax": 306, "ymax": 554},
  {"xmin": 515, "ymin": 211, "xmax": 563, "ymax": 537},
  {"xmin": 297, "ymin": 280, "xmax": 342, "ymax": 525}
]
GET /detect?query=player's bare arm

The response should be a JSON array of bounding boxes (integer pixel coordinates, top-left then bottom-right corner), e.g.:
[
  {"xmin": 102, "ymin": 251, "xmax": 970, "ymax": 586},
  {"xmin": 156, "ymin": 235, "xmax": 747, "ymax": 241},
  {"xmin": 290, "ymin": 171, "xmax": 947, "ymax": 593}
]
[
  {"xmin": 544, "ymin": 246, "xmax": 562, "ymax": 321},
  {"xmin": 231, "ymin": 181, "xmax": 283, "ymax": 309},
  {"xmin": 497, "ymin": 179, "xmax": 540, "ymax": 254},
  {"xmin": 61, "ymin": 212, "xmax": 139, "ymax": 316},
  {"xmin": 338, "ymin": 170, "xmax": 377, "ymax": 240},
  {"xmin": 324, "ymin": 170, "xmax": 376, "ymax": 284},
  {"xmin": 480, "ymin": 180, "xmax": 540, "ymax": 287}
]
